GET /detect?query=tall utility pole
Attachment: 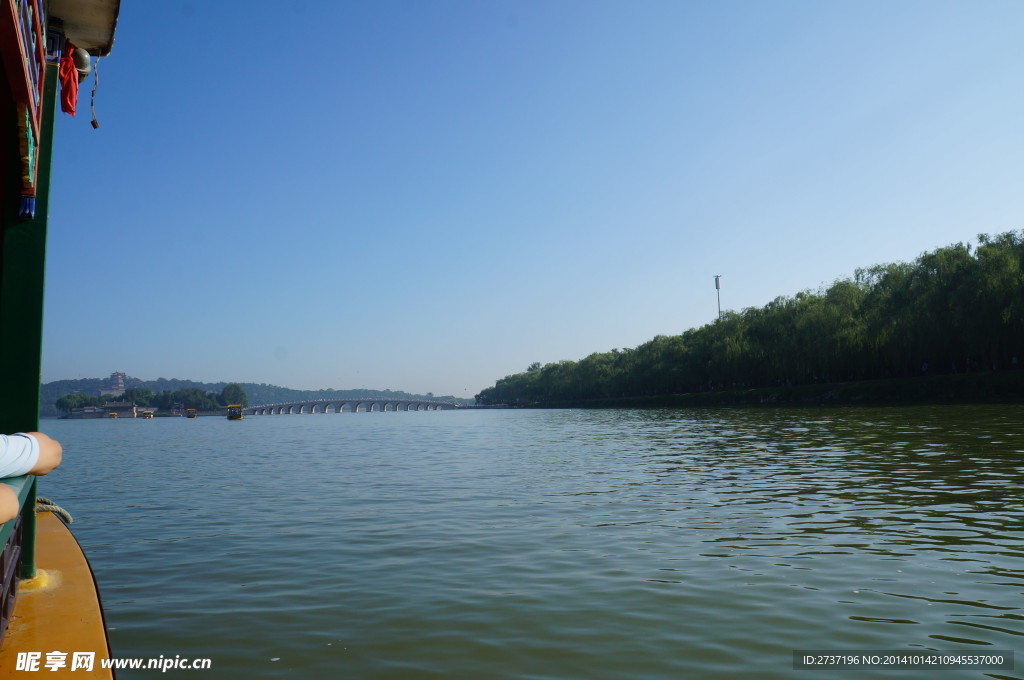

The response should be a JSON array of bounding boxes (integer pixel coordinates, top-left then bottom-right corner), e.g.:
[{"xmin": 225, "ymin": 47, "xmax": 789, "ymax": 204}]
[{"xmin": 714, "ymin": 275, "xmax": 722, "ymax": 320}]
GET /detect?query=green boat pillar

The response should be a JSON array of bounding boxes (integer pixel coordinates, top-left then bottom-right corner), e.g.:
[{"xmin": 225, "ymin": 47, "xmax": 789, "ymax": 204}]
[
  {"xmin": 0, "ymin": 63, "xmax": 57, "ymax": 433},
  {"xmin": 0, "ymin": 61, "xmax": 59, "ymax": 579}
]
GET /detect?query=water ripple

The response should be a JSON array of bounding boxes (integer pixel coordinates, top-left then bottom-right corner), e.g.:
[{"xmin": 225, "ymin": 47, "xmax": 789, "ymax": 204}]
[{"xmin": 40, "ymin": 404, "xmax": 1024, "ymax": 679}]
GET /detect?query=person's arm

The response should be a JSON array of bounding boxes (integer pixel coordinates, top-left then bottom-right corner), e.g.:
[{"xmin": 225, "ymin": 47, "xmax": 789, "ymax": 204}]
[
  {"xmin": 24, "ymin": 432, "xmax": 62, "ymax": 475},
  {"xmin": 0, "ymin": 485, "xmax": 19, "ymax": 524}
]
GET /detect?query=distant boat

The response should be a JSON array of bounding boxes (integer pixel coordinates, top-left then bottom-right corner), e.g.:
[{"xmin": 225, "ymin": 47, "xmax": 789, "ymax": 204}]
[
  {"xmin": 227, "ymin": 404, "xmax": 244, "ymax": 421},
  {"xmin": 107, "ymin": 412, "xmax": 117, "ymax": 419},
  {"xmin": 142, "ymin": 411, "xmax": 154, "ymax": 419},
  {"xmin": 186, "ymin": 409, "xmax": 198, "ymax": 419}
]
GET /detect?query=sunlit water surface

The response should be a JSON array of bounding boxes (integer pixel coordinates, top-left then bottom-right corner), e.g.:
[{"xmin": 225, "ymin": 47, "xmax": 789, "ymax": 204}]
[{"xmin": 42, "ymin": 405, "xmax": 1024, "ymax": 679}]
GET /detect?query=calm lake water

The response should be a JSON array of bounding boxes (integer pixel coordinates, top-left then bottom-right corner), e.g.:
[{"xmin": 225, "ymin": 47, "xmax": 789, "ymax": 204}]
[{"xmin": 40, "ymin": 406, "xmax": 1024, "ymax": 679}]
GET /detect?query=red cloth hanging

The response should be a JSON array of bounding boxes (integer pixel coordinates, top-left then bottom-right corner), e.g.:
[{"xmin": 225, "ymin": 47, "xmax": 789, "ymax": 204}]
[{"xmin": 59, "ymin": 43, "xmax": 79, "ymax": 115}]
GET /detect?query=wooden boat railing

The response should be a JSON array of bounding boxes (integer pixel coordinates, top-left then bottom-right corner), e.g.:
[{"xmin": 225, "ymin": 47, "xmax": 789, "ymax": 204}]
[{"xmin": 0, "ymin": 476, "xmax": 37, "ymax": 646}]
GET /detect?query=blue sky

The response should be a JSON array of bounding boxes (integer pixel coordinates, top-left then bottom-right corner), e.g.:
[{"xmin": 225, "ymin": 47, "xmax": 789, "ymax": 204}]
[{"xmin": 41, "ymin": 0, "xmax": 1024, "ymax": 398}]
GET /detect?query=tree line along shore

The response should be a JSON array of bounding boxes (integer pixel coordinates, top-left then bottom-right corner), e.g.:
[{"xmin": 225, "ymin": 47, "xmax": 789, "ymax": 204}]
[
  {"xmin": 43, "ymin": 380, "xmax": 472, "ymax": 418},
  {"xmin": 55, "ymin": 384, "xmax": 250, "ymax": 415},
  {"xmin": 475, "ymin": 231, "xmax": 1024, "ymax": 408}
]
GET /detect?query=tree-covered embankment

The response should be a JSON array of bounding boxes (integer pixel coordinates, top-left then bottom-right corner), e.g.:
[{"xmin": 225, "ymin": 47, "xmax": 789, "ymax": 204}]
[
  {"xmin": 43, "ymin": 379, "xmax": 472, "ymax": 418},
  {"xmin": 475, "ymin": 232, "xmax": 1024, "ymax": 407},
  {"xmin": 55, "ymin": 383, "xmax": 249, "ymax": 415}
]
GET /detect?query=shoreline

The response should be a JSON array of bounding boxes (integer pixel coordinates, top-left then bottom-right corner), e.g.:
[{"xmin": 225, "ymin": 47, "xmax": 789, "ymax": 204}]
[{"xmin": 512, "ymin": 370, "xmax": 1024, "ymax": 409}]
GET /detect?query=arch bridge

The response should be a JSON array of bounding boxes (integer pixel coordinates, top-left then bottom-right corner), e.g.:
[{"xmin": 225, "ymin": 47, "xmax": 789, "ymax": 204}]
[{"xmin": 246, "ymin": 398, "xmax": 460, "ymax": 415}]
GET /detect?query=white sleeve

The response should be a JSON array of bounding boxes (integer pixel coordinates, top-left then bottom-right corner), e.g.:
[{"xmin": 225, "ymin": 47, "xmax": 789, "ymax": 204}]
[{"xmin": 0, "ymin": 433, "xmax": 40, "ymax": 477}]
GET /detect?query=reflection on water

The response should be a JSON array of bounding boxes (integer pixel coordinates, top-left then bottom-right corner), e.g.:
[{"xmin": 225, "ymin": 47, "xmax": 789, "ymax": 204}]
[{"xmin": 44, "ymin": 405, "xmax": 1024, "ymax": 679}]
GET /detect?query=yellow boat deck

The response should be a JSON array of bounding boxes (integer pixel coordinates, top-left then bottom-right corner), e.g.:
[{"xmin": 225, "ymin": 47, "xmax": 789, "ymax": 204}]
[{"xmin": 0, "ymin": 512, "xmax": 113, "ymax": 678}]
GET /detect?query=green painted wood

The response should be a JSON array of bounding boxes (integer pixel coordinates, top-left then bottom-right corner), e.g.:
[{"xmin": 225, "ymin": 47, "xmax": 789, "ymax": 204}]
[
  {"xmin": 0, "ymin": 59, "xmax": 57, "ymax": 581},
  {"xmin": 0, "ymin": 476, "xmax": 36, "ymax": 579},
  {"xmin": 18, "ymin": 476, "xmax": 36, "ymax": 579},
  {"xmin": 0, "ymin": 477, "xmax": 31, "ymax": 548},
  {"xmin": 0, "ymin": 63, "xmax": 56, "ymax": 435}
]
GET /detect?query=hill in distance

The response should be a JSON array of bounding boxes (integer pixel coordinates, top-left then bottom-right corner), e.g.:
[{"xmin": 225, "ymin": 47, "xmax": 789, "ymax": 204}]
[{"xmin": 40, "ymin": 377, "xmax": 472, "ymax": 418}]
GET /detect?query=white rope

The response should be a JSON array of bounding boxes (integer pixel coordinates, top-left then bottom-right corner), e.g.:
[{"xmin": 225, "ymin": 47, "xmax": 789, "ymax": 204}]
[{"xmin": 35, "ymin": 496, "xmax": 73, "ymax": 524}]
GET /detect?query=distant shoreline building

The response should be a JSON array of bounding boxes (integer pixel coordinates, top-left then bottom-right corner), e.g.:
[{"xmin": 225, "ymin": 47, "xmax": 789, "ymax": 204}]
[
  {"xmin": 66, "ymin": 406, "xmax": 105, "ymax": 419},
  {"xmin": 98, "ymin": 371, "xmax": 127, "ymax": 398},
  {"xmin": 66, "ymin": 401, "xmax": 150, "ymax": 419},
  {"xmin": 103, "ymin": 401, "xmax": 138, "ymax": 418}
]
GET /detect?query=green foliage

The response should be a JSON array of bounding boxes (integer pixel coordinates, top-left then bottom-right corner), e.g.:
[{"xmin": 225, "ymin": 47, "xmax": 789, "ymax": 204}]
[
  {"xmin": 121, "ymin": 388, "xmax": 154, "ymax": 406},
  {"xmin": 220, "ymin": 383, "xmax": 248, "ymax": 407},
  {"xmin": 476, "ymin": 231, "xmax": 1024, "ymax": 406},
  {"xmin": 44, "ymin": 378, "xmax": 471, "ymax": 416},
  {"xmin": 54, "ymin": 392, "xmax": 103, "ymax": 413},
  {"xmin": 151, "ymin": 387, "xmax": 223, "ymax": 411}
]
